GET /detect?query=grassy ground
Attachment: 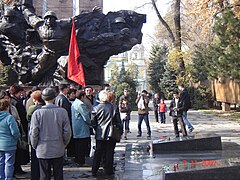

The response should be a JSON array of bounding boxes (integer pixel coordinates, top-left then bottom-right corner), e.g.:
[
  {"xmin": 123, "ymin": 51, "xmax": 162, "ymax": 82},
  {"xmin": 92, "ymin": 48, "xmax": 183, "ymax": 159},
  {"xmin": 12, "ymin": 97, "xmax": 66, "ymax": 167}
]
[{"xmin": 200, "ymin": 109, "xmax": 240, "ymax": 124}]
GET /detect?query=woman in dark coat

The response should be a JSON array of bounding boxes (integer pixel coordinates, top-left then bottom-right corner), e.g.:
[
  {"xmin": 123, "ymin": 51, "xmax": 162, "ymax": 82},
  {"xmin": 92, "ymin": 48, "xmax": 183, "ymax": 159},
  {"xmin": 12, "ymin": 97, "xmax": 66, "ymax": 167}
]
[
  {"xmin": 9, "ymin": 85, "xmax": 30, "ymax": 175},
  {"xmin": 91, "ymin": 90, "xmax": 123, "ymax": 177}
]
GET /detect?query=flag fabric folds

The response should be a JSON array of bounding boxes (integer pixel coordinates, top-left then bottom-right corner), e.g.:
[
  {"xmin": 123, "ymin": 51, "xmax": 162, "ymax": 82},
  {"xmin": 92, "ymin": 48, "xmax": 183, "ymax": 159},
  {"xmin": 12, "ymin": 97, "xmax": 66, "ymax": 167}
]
[{"xmin": 67, "ymin": 20, "xmax": 86, "ymax": 86}]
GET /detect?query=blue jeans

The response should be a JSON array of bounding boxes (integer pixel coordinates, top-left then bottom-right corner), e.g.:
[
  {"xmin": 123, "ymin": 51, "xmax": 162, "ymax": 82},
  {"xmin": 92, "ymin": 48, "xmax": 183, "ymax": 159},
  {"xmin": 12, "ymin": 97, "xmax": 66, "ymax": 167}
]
[
  {"xmin": 138, "ymin": 114, "xmax": 151, "ymax": 135},
  {"xmin": 182, "ymin": 111, "xmax": 193, "ymax": 130},
  {"xmin": 0, "ymin": 150, "xmax": 16, "ymax": 180},
  {"xmin": 122, "ymin": 119, "xmax": 130, "ymax": 131},
  {"xmin": 159, "ymin": 112, "xmax": 166, "ymax": 123}
]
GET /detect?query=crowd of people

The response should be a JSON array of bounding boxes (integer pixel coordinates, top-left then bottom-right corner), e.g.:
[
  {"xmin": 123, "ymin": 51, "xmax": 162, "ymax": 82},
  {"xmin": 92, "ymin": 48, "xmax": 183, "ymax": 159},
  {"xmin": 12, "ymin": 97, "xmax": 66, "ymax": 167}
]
[
  {"xmin": 0, "ymin": 83, "xmax": 194, "ymax": 179},
  {"xmin": 152, "ymin": 84, "xmax": 194, "ymax": 138}
]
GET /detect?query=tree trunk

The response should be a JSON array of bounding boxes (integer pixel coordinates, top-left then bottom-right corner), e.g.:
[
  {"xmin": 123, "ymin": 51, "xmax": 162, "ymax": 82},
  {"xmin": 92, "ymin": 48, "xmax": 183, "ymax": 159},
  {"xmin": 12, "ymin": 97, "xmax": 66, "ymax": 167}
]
[
  {"xmin": 151, "ymin": 0, "xmax": 185, "ymax": 75},
  {"xmin": 174, "ymin": 0, "xmax": 185, "ymax": 73},
  {"xmin": 174, "ymin": 0, "xmax": 181, "ymax": 49}
]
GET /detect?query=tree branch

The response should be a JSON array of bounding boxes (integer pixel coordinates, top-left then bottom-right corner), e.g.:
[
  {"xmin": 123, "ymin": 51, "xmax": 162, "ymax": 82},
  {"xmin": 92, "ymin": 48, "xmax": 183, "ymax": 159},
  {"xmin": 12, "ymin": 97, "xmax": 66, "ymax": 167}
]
[{"xmin": 151, "ymin": 0, "xmax": 175, "ymax": 45}]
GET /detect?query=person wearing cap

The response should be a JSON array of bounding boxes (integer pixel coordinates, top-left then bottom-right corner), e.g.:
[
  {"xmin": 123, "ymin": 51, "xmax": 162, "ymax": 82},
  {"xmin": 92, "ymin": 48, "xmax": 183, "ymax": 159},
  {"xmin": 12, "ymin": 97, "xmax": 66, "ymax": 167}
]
[{"xmin": 29, "ymin": 88, "xmax": 71, "ymax": 180}]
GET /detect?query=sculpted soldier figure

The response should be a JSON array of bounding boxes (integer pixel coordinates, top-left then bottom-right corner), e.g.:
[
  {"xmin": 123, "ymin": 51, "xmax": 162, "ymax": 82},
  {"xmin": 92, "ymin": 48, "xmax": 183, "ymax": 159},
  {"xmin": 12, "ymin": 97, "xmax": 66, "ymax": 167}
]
[
  {"xmin": 22, "ymin": 0, "xmax": 72, "ymax": 84},
  {"xmin": 0, "ymin": 8, "xmax": 26, "ymax": 45},
  {"xmin": 0, "ymin": 1, "xmax": 146, "ymax": 86},
  {"xmin": 22, "ymin": 0, "xmax": 105, "ymax": 85}
]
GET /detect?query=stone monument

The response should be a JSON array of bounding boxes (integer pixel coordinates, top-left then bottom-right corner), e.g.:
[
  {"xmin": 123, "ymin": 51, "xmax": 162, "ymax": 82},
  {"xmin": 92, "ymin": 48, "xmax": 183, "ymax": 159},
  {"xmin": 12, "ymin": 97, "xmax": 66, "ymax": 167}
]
[{"xmin": 0, "ymin": 0, "xmax": 146, "ymax": 86}]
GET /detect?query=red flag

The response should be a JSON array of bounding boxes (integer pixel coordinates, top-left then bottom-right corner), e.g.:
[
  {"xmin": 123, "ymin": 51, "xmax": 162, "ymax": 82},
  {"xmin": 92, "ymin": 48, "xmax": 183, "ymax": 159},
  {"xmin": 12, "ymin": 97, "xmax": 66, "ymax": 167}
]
[{"xmin": 67, "ymin": 20, "xmax": 86, "ymax": 86}]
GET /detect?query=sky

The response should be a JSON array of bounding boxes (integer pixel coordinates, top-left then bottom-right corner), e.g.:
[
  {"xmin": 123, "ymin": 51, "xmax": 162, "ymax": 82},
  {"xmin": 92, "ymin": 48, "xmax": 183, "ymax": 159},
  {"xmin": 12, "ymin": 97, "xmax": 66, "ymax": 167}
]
[{"xmin": 103, "ymin": 0, "xmax": 171, "ymax": 55}]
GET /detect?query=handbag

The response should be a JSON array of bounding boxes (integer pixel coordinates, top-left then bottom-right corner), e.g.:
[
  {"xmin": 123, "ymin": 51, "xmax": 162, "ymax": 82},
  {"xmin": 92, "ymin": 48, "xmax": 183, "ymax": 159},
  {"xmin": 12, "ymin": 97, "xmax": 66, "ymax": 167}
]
[
  {"xmin": 111, "ymin": 106, "xmax": 123, "ymax": 142},
  {"xmin": 111, "ymin": 124, "xmax": 122, "ymax": 142}
]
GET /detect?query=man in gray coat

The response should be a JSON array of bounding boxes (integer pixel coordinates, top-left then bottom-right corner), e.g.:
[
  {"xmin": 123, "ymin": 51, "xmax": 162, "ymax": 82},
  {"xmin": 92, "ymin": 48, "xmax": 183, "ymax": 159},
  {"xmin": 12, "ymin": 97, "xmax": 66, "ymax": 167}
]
[{"xmin": 29, "ymin": 88, "xmax": 71, "ymax": 180}]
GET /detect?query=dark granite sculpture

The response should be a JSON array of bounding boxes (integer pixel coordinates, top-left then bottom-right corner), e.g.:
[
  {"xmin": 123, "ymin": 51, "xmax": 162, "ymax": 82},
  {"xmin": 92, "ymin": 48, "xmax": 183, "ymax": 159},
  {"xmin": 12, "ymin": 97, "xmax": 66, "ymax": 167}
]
[{"xmin": 0, "ymin": 1, "xmax": 146, "ymax": 86}]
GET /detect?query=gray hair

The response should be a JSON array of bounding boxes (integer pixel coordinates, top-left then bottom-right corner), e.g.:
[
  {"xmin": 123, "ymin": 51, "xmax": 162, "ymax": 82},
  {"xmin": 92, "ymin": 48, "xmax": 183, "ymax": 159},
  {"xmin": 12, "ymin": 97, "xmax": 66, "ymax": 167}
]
[{"xmin": 98, "ymin": 90, "xmax": 109, "ymax": 102}]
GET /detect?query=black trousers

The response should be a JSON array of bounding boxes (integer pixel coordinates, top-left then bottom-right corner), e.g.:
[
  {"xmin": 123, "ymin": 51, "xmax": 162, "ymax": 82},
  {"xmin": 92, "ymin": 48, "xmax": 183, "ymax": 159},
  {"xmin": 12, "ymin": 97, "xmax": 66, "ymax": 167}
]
[
  {"xmin": 74, "ymin": 137, "xmax": 90, "ymax": 164},
  {"xmin": 92, "ymin": 138, "xmax": 116, "ymax": 175},
  {"xmin": 66, "ymin": 138, "xmax": 75, "ymax": 157},
  {"xmin": 39, "ymin": 156, "xmax": 63, "ymax": 180},
  {"xmin": 172, "ymin": 116, "xmax": 187, "ymax": 137},
  {"xmin": 31, "ymin": 146, "xmax": 40, "ymax": 180},
  {"xmin": 154, "ymin": 109, "xmax": 159, "ymax": 122}
]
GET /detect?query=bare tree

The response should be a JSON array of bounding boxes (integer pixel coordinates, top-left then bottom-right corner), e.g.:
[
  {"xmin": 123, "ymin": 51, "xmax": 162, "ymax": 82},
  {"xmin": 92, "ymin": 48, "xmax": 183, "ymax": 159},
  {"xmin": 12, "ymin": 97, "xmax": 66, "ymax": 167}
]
[{"xmin": 151, "ymin": 0, "xmax": 185, "ymax": 74}]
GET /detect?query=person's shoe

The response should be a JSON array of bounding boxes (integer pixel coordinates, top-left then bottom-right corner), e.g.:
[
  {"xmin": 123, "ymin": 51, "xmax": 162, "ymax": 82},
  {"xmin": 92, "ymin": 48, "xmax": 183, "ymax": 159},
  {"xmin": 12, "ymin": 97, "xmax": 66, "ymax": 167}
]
[
  {"xmin": 189, "ymin": 127, "xmax": 194, "ymax": 133},
  {"xmin": 147, "ymin": 134, "xmax": 151, "ymax": 138},
  {"xmin": 137, "ymin": 134, "xmax": 141, "ymax": 137},
  {"xmin": 124, "ymin": 136, "xmax": 128, "ymax": 140},
  {"xmin": 63, "ymin": 159, "xmax": 70, "ymax": 165}
]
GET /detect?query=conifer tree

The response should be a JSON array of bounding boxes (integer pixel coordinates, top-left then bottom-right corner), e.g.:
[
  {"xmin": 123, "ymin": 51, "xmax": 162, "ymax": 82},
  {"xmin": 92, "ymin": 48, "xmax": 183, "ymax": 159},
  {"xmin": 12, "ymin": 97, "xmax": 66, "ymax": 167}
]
[{"xmin": 148, "ymin": 44, "xmax": 168, "ymax": 93}]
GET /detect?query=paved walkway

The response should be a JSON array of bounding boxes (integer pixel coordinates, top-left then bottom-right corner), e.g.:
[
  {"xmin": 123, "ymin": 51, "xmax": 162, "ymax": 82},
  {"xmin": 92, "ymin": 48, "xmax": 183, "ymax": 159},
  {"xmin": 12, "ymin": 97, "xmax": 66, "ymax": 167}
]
[{"xmin": 18, "ymin": 103, "xmax": 240, "ymax": 179}]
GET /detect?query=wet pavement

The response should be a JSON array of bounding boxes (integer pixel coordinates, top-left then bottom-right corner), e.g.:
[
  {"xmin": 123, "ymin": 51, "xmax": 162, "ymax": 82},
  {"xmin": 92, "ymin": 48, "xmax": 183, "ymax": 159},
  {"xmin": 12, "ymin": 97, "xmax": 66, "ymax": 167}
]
[{"xmin": 18, "ymin": 102, "xmax": 240, "ymax": 180}]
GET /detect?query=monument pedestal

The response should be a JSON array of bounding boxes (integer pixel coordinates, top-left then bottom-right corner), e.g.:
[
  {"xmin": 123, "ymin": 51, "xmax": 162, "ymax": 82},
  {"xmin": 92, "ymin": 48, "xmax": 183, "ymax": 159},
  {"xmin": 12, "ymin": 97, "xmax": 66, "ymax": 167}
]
[
  {"xmin": 151, "ymin": 134, "xmax": 222, "ymax": 153},
  {"xmin": 164, "ymin": 157, "xmax": 240, "ymax": 180}
]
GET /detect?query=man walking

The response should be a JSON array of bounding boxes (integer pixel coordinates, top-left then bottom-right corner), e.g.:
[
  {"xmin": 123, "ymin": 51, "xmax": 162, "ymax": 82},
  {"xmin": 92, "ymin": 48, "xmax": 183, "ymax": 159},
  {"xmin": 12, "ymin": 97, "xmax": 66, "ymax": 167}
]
[
  {"xmin": 169, "ymin": 90, "xmax": 187, "ymax": 137},
  {"xmin": 178, "ymin": 84, "xmax": 194, "ymax": 132},
  {"xmin": 29, "ymin": 88, "xmax": 71, "ymax": 180}
]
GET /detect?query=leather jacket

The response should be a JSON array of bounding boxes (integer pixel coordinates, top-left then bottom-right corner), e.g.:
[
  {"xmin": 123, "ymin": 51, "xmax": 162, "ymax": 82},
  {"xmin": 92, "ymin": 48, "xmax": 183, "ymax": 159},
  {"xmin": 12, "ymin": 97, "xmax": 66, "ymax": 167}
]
[
  {"xmin": 91, "ymin": 102, "xmax": 123, "ymax": 140},
  {"xmin": 169, "ymin": 98, "xmax": 184, "ymax": 117}
]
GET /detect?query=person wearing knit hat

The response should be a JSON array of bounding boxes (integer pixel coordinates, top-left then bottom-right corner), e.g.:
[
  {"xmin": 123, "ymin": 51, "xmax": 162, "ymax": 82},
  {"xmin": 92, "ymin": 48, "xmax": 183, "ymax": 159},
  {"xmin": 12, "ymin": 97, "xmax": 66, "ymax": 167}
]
[{"xmin": 29, "ymin": 87, "xmax": 71, "ymax": 179}]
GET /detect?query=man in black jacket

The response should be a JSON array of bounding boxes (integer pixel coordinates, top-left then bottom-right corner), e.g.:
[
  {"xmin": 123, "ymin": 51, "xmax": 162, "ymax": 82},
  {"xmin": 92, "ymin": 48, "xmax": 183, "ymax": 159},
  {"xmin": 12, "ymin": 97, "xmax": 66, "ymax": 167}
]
[
  {"xmin": 169, "ymin": 90, "xmax": 187, "ymax": 137},
  {"xmin": 153, "ymin": 93, "xmax": 160, "ymax": 122},
  {"xmin": 178, "ymin": 84, "xmax": 194, "ymax": 132},
  {"xmin": 55, "ymin": 83, "xmax": 74, "ymax": 158}
]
